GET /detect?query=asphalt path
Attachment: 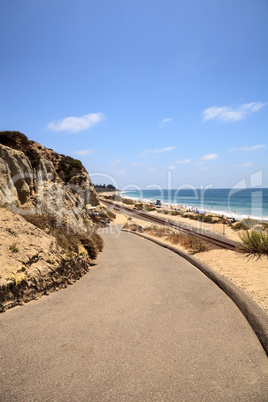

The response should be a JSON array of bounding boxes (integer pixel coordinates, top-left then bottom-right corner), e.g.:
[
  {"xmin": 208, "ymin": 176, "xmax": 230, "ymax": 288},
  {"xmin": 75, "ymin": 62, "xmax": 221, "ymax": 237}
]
[{"xmin": 0, "ymin": 225, "xmax": 267, "ymax": 401}]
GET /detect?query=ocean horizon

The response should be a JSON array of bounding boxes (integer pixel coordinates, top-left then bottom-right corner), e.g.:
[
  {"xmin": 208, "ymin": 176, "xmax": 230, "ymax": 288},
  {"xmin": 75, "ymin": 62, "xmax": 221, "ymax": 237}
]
[{"xmin": 121, "ymin": 188, "xmax": 268, "ymax": 221}]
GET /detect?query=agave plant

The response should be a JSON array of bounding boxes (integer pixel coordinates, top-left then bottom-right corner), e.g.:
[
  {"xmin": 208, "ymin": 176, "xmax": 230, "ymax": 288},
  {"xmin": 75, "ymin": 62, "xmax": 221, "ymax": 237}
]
[{"xmin": 238, "ymin": 230, "xmax": 268, "ymax": 259}]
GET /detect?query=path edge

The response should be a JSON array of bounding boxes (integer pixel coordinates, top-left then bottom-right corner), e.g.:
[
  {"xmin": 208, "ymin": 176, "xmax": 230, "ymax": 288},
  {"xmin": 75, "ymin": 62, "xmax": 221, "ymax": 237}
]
[{"xmin": 122, "ymin": 229, "xmax": 268, "ymax": 356}]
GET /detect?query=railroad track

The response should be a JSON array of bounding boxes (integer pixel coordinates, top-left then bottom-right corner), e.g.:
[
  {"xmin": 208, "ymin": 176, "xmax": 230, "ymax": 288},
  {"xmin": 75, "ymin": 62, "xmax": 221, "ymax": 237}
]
[{"xmin": 100, "ymin": 198, "xmax": 238, "ymax": 251}]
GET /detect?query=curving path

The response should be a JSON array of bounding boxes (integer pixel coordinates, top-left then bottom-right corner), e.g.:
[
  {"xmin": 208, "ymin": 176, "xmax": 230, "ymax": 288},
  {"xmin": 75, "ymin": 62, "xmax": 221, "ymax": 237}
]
[{"xmin": 0, "ymin": 225, "xmax": 267, "ymax": 401}]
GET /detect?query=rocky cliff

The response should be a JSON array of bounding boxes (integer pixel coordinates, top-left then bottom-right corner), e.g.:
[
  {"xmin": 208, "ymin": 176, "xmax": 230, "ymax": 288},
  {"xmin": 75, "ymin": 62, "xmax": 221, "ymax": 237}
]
[
  {"xmin": 0, "ymin": 131, "xmax": 99, "ymax": 231},
  {"xmin": 0, "ymin": 131, "xmax": 106, "ymax": 312}
]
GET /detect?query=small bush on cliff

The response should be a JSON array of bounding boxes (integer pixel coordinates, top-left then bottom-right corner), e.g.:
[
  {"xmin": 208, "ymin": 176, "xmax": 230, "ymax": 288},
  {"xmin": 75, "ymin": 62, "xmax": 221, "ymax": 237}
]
[
  {"xmin": 10, "ymin": 243, "xmax": 19, "ymax": 253},
  {"xmin": 59, "ymin": 156, "xmax": 84, "ymax": 182},
  {"xmin": 30, "ymin": 157, "xmax": 40, "ymax": 168},
  {"xmin": 64, "ymin": 156, "xmax": 83, "ymax": 170},
  {"xmin": 23, "ymin": 214, "xmax": 102, "ymax": 261},
  {"xmin": 107, "ymin": 210, "xmax": 116, "ymax": 220}
]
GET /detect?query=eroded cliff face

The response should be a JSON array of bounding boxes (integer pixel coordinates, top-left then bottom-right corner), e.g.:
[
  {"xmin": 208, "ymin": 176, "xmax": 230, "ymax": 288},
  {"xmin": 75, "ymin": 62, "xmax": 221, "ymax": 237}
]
[
  {"xmin": 0, "ymin": 206, "xmax": 94, "ymax": 312},
  {"xmin": 0, "ymin": 131, "xmax": 99, "ymax": 231},
  {"xmin": 0, "ymin": 131, "xmax": 104, "ymax": 312}
]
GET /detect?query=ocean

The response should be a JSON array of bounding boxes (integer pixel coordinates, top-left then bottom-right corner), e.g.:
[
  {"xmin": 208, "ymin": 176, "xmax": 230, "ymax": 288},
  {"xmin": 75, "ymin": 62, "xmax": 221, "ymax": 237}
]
[{"xmin": 121, "ymin": 188, "xmax": 268, "ymax": 221}]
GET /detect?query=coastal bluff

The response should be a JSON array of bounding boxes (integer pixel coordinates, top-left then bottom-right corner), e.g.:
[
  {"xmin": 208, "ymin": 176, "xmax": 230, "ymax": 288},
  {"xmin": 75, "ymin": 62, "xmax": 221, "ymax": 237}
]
[
  {"xmin": 0, "ymin": 131, "xmax": 103, "ymax": 312},
  {"xmin": 0, "ymin": 131, "xmax": 99, "ymax": 227}
]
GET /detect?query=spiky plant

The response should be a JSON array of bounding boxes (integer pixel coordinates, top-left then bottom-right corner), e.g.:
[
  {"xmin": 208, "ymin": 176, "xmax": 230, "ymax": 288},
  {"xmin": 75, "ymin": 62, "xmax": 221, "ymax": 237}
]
[{"xmin": 238, "ymin": 230, "xmax": 268, "ymax": 259}]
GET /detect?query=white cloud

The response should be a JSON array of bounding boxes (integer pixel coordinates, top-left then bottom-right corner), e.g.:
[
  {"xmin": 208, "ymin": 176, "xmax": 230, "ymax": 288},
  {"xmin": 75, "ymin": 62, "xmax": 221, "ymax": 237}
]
[
  {"xmin": 202, "ymin": 167, "xmax": 211, "ymax": 170},
  {"xmin": 175, "ymin": 159, "xmax": 191, "ymax": 164},
  {"xmin": 141, "ymin": 146, "xmax": 176, "ymax": 157},
  {"xmin": 132, "ymin": 162, "xmax": 144, "ymax": 166},
  {"xmin": 47, "ymin": 112, "xmax": 105, "ymax": 133},
  {"xmin": 113, "ymin": 168, "xmax": 127, "ymax": 175},
  {"xmin": 167, "ymin": 165, "xmax": 176, "ymax": 170},
  {"xmin": 201, "ymin": 153, "xmax": 218, "ymax": 160},
  {"xmin": 232, "ymin": 162, "xmax": 253, "ymax": 167},
  {"xmin": 110, "ymin": 158, "xmax": 121, "ymax": 166},
  {"xmin": 229, "ymin": 144, "xmax": 265, "ymax": 151},
  {"xmin": 73, "ymin": 149, "xmax": 95, "ymax": 155},
  {"xmin": 202, "ymin": 102, "xmax": 266, "ymax": 122},
  {"xmin": 148, "ymin": 167, "xmax": 156, "ymax": 172},
  {"xmin": 160, "ymin": 118, "xmax": 172, "ymax": 124}
]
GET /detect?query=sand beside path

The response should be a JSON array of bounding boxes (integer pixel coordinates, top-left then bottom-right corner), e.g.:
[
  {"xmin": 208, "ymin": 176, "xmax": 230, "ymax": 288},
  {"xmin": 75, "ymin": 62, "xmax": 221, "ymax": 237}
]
[{"xmin": 104, "ymin": 203, "xmax": 268, "ymax": 314}]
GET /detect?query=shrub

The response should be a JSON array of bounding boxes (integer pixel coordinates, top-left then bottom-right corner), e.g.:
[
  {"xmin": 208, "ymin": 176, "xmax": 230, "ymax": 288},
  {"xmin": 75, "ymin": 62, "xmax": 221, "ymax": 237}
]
[
  {"xmin": 123, "ymin": 223, "xmax": 144, "ymax": 232},
  {"xmin": 31, "ymin": 157, "xmax": 40, "ymax": 168},
  {"xmin": 142, "ymin": 225, "xmax": 212, "ymax": 254},
  {"xmin": 23, "ymin": 214, "xmax": 103, "ymax": 261},
  {"xmin": 233, "ymin": 221, "xmax": 248, "ymax": 231},
  {"xmin": 146, "ymin": 206, "xmax": 156, "ymax": 212},
  {"xmin": 107, "ymin": 210, "xmax": 116, "ymax": 220},
  {"xmin": 238, "ymin": 230, "xmax": 268, "ymax": 259},
  {"xmin": 182, "ymin": 214, "xmax": 190, "ymax": 218},
  {"xmin": 134, "ymin": 203, "xmax": 143, "ymax": 210},
  {"xmin": 203, "ymin": 215, "xmax": 213, "ymax": 223},
  {"xmin": 144, "ymin": 226, "xmax": 170, "ymax": 237},
  {"xmin": 262, "ymin": 222, "xmax": 268, "ymax": 230},
  {"xmin": 79, "ymin": 237, "xmax": 98, "ymax": 260},
  {"xmin": 189, "ymin": 214, "xmax": 198, "ymax": 220},
  {"xmin": 122, "ymin": 198, "xmax": 135, "ymax": 205},
  {"xmin": 211, "ymin": 219, "xmax": 221, "ymax": 224},
  {"xmin": 10, "ymin": 243, "xmax": 19, "ymax": 253},
  {"xmin": 64, "ymin": 156, "xmax": 83, "ymax": 170}
]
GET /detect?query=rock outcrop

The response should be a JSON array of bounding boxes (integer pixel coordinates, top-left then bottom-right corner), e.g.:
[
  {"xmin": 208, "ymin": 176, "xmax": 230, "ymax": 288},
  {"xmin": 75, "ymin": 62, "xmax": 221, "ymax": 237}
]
[
  {"xmin": 0, "ymin": 207, "xmax": 92, "ymax": 312},
  {"xmin": 0, "ymin": 131, "xmax": 105, "ymax": 312},
  {"xmin": 0, "ymin": 131, "xmax": 100, "ymax": 231}
]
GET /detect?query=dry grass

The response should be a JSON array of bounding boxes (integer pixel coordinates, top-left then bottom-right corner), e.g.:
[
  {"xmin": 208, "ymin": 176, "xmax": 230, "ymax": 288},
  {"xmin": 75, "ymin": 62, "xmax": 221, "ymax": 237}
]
[
  {"xmin": 126, "ymin": 223, "xmax": 213, "ymax": 254},
  {"xmin": 24, "ymin": 214, "xmax": 103, "ymax": 260},
  {"xmin": 123, "ymin": 222, "xmax": 144, "ymax": 232}
]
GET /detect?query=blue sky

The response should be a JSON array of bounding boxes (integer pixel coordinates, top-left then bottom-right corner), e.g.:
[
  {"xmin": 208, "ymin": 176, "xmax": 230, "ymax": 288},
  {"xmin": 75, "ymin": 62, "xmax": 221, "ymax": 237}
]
[{"xmin": 1, "ymin": 0, "xmax": 267, "ymax": 189}]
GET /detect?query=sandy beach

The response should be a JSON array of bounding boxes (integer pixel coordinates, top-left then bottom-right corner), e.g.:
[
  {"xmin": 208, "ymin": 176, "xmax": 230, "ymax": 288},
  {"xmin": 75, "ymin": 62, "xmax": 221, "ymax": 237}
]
[{"xmin": 100, "ymin": 195, "xmax": 268, "ymax": 314}]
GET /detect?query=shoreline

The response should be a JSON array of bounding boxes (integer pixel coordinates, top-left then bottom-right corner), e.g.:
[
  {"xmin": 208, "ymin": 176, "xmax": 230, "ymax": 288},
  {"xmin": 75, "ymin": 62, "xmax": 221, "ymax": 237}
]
[{"xmin": 119, "ymin": 192, "xmax": 268, "ymax": 222}]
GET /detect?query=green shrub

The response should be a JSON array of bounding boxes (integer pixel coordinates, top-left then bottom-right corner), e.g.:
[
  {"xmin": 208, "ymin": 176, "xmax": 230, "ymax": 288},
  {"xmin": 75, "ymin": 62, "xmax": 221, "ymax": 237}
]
[
  {"xmin": 10, "ymin": 243, "xmax": 19, "ymax": 253},
  {"xmin": 146, "ymin": 206, "xmax": 156, "ymax": 212},
  {"xmin": 233, "ymin": 221, "xmax": 248, "ymax": 230},
  {"xmin": 122, "ymin": 198, "xmax": 135, "ymax": 205},
  {"xmin": 183, "ymin": 214, "xmax": 190, "ymax": 218},
  {"xmin": 64, "ymin": 156, "xmax": 83, "ymax": 170},
  {"xmin": 238, "ymin": 230, "xmax": 268, "ymax": 259},
  {"xmin": 189, "ymin": 214, "xmax": 198, "ymax": 220},
  {"xmin": 203, "ymin": 215, "xmax": 213, "ymax": 223},
  {"xmin": 134, "ymin": 203, "xmax": 143, "ymax": 210},
  {"xmin": 31, "ymin": 157, "xmax": 40, "ymax": 168},
  {"xmin": 171, "ymin": 211, "xmax": 180, "ymax": 216}
]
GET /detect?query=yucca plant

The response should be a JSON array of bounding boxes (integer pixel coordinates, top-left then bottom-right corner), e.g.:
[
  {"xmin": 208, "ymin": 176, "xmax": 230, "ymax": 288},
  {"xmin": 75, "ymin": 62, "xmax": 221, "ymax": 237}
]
[{"xmin": 238, "ymin": 230, "xmax": 268, "ymax": 259}]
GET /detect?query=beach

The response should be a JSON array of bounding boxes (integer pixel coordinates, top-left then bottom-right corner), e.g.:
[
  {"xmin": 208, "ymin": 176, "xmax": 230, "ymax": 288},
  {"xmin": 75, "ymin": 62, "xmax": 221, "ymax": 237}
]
[{"xmin": 121, "ymin": 188, "xmax": 268, "ymax": 222}]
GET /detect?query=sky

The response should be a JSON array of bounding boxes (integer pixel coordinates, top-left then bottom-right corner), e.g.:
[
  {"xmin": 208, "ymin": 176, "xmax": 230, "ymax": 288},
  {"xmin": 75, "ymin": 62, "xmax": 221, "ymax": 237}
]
[{"xmin": 1, "ymin": 0, "xmax": 268, "ymax": 190}]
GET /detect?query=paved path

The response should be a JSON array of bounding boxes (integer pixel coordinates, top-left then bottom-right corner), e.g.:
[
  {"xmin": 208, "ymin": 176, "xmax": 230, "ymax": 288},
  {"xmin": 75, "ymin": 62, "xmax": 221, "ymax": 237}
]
[{"xmin": 0, "ymin": 226, "xmax": 267, "ymax": 401}]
